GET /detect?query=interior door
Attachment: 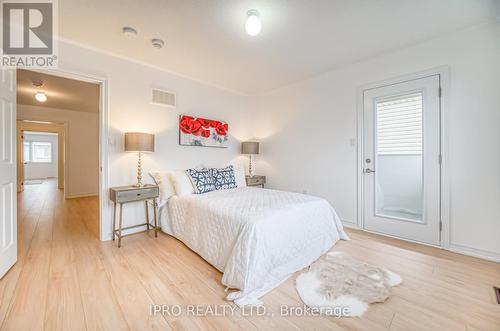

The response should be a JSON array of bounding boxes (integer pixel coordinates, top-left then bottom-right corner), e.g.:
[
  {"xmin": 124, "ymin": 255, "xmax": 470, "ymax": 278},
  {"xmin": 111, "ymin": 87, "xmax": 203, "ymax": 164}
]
[
  {"xmin": 16, "ymin": 127, "xmax": 24, "ymax": 192},
  {"xmin": 0, "ymin": 68, "xmax": 17, "ymax": 278},
  {"xmin": 363, "ymin": 75, "xmax": 441, "ymax": 245}
]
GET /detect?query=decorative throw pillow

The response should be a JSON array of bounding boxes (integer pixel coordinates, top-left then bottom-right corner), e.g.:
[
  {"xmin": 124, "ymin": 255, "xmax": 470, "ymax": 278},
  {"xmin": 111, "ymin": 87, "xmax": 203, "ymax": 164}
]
[
  {"xmin": 149, "ymin": 171, "xmax": 175, "ymax": 206},
  {"xmin": 186, "ymin": 168, "xmax": 215, "ymax": 194},
  {"xmin": 232, "ymin": 166, "xmax": 247, "ymax": 187},
  {"xmin": 171, "ymin": 170, "xmax": 195, "ymax": 196},
  {"xmin": 212, "ymin": 165, "xmax": 237, "ymax": 190}
]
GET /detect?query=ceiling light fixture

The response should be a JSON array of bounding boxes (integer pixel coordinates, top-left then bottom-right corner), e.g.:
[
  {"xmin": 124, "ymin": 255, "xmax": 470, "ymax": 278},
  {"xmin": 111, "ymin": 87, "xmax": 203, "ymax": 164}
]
[
  {"xmin": 122, "ymin": 26, "xmax": 138, "ymax": 37},
  {"xmin": 245, "ymin": 10, "xmax": 262, "ymax": 36},
  {"xmin": 151, "ymin": 38, "xmax": 165, "ymax": 49},
  {"xmin": 32, "ymin": 81, "xmax": 47, "ymax": 103},
  {"xmin": 35, "ymin": 91, "xmax": 47, "ymax": 102}
]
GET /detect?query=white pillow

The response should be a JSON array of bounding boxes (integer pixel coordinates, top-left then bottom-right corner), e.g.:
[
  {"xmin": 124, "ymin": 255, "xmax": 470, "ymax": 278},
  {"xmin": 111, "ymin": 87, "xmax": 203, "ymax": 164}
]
[
  {"xmin": 149, "ymin": 171, "xmax": 175, "ymax": 206},
  {"xmin": 171, "ymin": 170, "xmax": 195, "ymax": 196},
  {"xmin": 233, "ymin": 166, "xmax": 247, "ymax": 187}
]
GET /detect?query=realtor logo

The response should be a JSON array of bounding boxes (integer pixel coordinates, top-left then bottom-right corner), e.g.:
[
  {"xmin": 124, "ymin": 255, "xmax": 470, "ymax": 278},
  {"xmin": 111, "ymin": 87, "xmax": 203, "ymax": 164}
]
[{"xmin": 1, "ymin": 0, "xmax": 58, "ymax": 67}]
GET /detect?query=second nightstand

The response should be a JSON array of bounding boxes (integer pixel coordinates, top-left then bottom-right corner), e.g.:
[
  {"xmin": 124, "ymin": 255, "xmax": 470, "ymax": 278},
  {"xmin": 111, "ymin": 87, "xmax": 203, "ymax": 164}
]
[
  {"xmin": 246, "ymin": 175, "xmax": 266, "ymax": 188},
  {"xmin": 109, "ymin": 184, "xmax": 159, "ymax": 247}
]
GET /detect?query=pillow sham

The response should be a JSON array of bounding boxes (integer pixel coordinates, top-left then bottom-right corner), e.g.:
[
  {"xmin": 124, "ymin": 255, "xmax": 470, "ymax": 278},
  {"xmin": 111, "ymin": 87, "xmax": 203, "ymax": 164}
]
[
  {"xmin": 212, "ymin": 165, "xmax": 237, "ymax": 190},
  {"xmin": 149, "ymin": 171, "xmax": 175, "ymax": 206},
  {"xmin": 171, "ymin": 170, "xmax": 195, "ymax": 196},
  {"xmin": 186, "ymin": 168, "xmax": 216, "ymax": 194},
  {"xmin": 233, "ymin": 166, "xmax": 247, "ymax": 187}
]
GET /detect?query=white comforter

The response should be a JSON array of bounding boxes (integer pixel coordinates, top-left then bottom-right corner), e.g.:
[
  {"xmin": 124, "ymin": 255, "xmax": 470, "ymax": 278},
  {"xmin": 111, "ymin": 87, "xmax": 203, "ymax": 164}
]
[{"xmin": 160, "ymin": 187, "xmax": 348, "ymax": 306}]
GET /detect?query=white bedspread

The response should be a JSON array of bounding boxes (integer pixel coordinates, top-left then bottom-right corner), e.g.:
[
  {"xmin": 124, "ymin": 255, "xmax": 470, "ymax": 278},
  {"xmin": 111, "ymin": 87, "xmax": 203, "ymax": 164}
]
[{"xmin": 159, "ymin": 187, "xmax": 348, "ymax": 306}]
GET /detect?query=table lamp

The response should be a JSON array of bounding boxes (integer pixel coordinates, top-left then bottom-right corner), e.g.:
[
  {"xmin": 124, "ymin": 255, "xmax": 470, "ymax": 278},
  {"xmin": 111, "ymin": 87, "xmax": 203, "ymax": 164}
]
[
  {"xmin": 241, "ymin": 141, "xmax": 259, "ymax": 177},
  {"xmin": 124, "ymin": 132, "xmax": 154, "ymax": 186}
]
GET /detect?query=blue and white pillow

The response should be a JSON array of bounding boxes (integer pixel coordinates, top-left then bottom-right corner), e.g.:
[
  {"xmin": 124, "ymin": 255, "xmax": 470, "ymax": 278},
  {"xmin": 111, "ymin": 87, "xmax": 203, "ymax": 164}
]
[
  {"xmin": 211, "ymin": 165, "xmax": 237, "ymax": 190},
  {"xmin": 186, "ymin": 168, "xmax": 215, "ymax": 194}
]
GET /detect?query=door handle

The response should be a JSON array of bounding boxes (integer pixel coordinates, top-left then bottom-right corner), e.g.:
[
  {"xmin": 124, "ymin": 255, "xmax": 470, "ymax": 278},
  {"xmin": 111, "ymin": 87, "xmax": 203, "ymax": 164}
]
[{"xmin": 364, "ymin": 168, "xmax": 375, "ymax": 173}]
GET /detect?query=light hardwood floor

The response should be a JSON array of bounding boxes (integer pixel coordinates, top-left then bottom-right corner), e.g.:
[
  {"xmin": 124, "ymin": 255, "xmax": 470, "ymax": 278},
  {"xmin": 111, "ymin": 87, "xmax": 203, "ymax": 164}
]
[{"xmin": 1, "ymin": 179, "xmax": 499, "ymax": 331}]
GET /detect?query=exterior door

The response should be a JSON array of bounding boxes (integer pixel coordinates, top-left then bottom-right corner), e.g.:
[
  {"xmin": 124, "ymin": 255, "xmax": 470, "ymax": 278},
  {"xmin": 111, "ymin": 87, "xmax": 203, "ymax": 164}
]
[
  {"xmin": 363, "ymin": 75, "xmax": 441, "ymax": 245},
  {"xmin": 0, "ymin": 68, "xmax": 17, "ymax": 278}
]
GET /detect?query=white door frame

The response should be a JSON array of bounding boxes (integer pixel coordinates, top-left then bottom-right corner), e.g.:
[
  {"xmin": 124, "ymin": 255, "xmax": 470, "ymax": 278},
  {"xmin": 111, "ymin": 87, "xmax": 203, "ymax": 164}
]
[
  {"xmin": 356, "ymin": 66, "xmax": 451, "ymax": 248},
  {"xmin": 16, "ymin": 121, "xmax": 66, "ymax": 192},
  {"xmin": 26, "ymin": 68, "xmax": 109, "ymax": 241}
]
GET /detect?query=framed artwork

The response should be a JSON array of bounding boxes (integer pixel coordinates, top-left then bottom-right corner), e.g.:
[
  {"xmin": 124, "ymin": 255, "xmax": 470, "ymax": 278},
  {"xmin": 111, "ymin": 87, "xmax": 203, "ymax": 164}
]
[{"xmin": 179, "ymin": 115, "xmax": 229, "ymax": 148}]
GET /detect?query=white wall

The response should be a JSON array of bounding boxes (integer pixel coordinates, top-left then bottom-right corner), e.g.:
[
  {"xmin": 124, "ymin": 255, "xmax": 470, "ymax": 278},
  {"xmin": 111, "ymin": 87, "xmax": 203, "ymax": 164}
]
[
  {"xmin": 255, "ymin": 23, "xmax": 500, "ymax": 260},
  {"xmin": 54, "ymin": 40, "xmax": 254, "ymax": 239},
  {"xmin": 17, "ymin": 105, "xmax": 99, "ymax": 198},
  {"xmin": 23, "ymin": 133, "xmax": 58, "ymax": 179}
]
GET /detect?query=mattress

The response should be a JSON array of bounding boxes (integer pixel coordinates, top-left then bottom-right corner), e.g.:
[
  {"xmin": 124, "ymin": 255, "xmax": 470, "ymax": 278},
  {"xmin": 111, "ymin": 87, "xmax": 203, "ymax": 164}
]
[{"xmin": 159, "ymin": 186, "xmax": 348, "ymax": 306}]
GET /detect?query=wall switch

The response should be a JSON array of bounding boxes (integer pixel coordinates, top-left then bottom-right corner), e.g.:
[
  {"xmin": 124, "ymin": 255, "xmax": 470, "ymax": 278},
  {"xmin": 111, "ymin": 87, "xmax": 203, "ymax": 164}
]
[{"xmin": 350, "ymin": 138, "xmax": 356, "ymax": 147}]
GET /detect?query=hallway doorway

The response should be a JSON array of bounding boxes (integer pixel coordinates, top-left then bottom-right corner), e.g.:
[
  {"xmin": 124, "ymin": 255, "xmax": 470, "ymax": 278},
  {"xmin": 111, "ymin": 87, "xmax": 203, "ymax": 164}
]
[{"xmin": 16, "ymin": 69, "xmax": 101, "ymax": 239}]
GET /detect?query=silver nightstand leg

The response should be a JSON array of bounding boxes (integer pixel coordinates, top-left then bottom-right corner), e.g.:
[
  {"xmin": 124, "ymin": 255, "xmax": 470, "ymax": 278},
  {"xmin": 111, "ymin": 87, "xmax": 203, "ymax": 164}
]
[
  {"xmin": 112, "ymin": 202, "xmax": 116, "ymax": 240},
  {"xmin": 118, "ymin": 203, "xmax": 123, "ymax": 248},
  {"xmin": 153, "ymin": 198, "xmax": 158, "ymax": 238},
  {"xmin": 145, "ymin": 200, "xmax": 150, "ymax": 231}
]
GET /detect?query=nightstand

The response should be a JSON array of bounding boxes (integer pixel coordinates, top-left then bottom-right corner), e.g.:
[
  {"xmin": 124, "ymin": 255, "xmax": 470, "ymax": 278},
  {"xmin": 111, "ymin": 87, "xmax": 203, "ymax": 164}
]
[
  {"xmin": 246, "ymin": 175, "xmax": 266, "ymax": 188},
  {"xmin": 109, "ymin": 184, "xmax": 159, "ymax": 247}
]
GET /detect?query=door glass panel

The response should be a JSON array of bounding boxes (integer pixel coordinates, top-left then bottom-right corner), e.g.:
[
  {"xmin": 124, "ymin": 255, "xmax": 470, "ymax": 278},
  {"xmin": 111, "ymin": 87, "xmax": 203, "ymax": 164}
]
[{"xmin": 375, "ymin": 92, "xmax": 423, "ymax": 222}]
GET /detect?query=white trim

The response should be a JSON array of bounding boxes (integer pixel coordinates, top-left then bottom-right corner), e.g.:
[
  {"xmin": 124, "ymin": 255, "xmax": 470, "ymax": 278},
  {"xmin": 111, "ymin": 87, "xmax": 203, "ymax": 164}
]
[
  {"xmin": 66, "ymin": 193, "xmax": 99, "ymax": 199},
  {"xmin": 16, "ymin": 119, "xmax": 67, "ymax": 195},
  {"xmin": 29, "ymin": 68, "xmax": 109, "ymax": 242},
  {"xmin": 341, "ymin": 221, "xmax": 360, "ymax": 230},
  {"xmin": 449, "ymin": 243, "xmax": 500, "ymax": 263},
  {"xmin": 356, "ymin": 66, "xmax": 451, "ymax": 246},
  {"xmin": 361, "ymin": 228, "xmax": 442, "ymax": 249}
]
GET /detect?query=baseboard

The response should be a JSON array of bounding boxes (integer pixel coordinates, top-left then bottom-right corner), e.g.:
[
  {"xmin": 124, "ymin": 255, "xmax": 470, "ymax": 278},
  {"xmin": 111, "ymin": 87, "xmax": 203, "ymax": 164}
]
[
  {"xmin": 349, "ymin": 220, "xmax": 500, "ymax": 263},
  {"xmin": 449, "ymin": 243, "xmax": 500, "ymax": 263},
  {"xmin": 66, "ymin": 192, "xmax": 98, "ymax": 199},
  {"xmin": 341, "ymin": 220, "xmax": 360, "ymax": 229}
]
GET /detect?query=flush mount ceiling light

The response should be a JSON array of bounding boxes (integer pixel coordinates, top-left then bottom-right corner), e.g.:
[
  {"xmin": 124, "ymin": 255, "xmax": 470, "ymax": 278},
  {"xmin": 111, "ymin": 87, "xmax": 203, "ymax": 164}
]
[
  {"xmin": 122, "ymin": 26, "xmax": 138, "ymax": 37},
  {"xmin": 151, "ymin": 38, "xmax": 165, "ymax": 49},
  {"xmin": 245, "ymin": 10, "xmax": 262, "ymax": 36},
  {"xmin": 35, "ymin": 91, "xmax": 47, "ymax": 102},
  {"xmin": 32, "ymin": 81, "xmax": 47, "ymax": 102}
]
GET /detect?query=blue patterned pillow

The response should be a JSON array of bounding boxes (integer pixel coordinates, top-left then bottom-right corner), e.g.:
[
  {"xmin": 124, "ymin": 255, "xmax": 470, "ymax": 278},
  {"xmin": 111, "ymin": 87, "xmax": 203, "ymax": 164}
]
[
  {"xmin": 186, "ymin": 168, "xmax": 215, "ymax": 194},
  {"xmin": 211, "ymin": 165, "xmax": 237, "ymax": 190}
]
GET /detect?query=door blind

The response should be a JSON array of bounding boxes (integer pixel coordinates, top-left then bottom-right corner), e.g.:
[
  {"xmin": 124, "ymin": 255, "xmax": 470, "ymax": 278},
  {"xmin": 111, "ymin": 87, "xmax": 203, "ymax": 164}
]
[{"xmin": 376, "ymin": 92, "xmax": 423, "ymax": 155}]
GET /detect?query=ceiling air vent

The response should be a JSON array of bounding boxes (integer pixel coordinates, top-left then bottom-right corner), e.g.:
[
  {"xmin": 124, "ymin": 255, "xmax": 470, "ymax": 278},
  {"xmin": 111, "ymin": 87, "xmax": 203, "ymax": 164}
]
[{"xmin": 151, "ymin": 88, "xmax": 176, "ymax": 108}]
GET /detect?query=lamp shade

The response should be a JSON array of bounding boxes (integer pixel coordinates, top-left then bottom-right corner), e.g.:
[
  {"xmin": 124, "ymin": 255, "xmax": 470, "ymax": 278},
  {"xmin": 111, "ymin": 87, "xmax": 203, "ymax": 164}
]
[
  {"xmin": 124, "ymin": 132, "xmax": 155, "ymax": 152},
  {"xmin": 241, "ymin": 141, "xmax": 259, "ymax": 155}
]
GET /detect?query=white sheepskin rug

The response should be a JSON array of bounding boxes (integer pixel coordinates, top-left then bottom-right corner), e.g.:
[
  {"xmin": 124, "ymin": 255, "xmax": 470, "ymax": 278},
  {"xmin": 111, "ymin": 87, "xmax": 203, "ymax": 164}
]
[{"xmin": 296, "ymin": 252, "xmax": 402, "ymax": 317}]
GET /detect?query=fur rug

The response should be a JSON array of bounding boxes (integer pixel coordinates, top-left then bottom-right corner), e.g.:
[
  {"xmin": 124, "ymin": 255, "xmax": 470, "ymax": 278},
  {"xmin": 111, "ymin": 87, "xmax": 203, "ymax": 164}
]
[{"xmin": 296, "ymin": 252, "xmax": 402, "ymax": 317}]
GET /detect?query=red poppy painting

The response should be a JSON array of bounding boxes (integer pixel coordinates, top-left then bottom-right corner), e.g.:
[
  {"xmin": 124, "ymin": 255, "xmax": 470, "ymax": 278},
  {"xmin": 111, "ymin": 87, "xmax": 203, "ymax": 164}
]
[{"xmin": 179, "ymin": 115, "xmax": 229, "ymax": 147}]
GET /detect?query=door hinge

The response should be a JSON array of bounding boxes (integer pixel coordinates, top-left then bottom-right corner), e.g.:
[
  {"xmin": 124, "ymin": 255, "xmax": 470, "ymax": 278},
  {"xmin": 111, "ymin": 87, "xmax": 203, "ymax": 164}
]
[
  {"xmin": 438, "ymin": 87, "xmax": 442, "ymax": 97},
  {"xmin": 439, "ymin": 221, "xmax": 443, "ymax": 232},
  {"xmin": 438, "ymin": 154, "xmax": 442, "ymax": 165}
]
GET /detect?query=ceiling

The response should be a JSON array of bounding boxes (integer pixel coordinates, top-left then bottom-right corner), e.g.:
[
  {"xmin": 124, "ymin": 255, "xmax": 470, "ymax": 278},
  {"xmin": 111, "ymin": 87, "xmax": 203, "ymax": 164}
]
[
  {"xmin": 59, "ymin": 0, "xmax": 496, "ymax": 94},
  {"xmin": 17, "ymin": 69, "xmax": 99, "ymax": 113}
]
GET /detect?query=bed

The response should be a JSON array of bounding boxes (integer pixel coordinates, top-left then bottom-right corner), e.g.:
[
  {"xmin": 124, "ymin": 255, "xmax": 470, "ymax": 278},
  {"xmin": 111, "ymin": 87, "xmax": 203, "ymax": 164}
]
[{"xmin": 158, "ymin": 186, "xmax": 348, "ymax": 306}]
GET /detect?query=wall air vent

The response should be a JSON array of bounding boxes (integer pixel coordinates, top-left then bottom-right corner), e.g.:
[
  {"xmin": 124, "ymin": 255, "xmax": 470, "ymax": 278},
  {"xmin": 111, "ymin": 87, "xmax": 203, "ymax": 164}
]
[{"xmin": 151, "ymin": 88, "xmax": 176, "ymax": 108}]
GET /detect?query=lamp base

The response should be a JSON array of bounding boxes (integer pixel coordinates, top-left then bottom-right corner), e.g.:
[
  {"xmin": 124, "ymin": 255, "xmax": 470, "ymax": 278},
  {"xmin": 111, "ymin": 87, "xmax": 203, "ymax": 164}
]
[
  {"xmin": 136, "ymin": 152, "xmax": 143, "ymax": 187},
  {"xmin": 248, "ymin": 154, "xmax": 254, "ymax": 177}
]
